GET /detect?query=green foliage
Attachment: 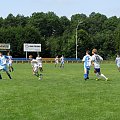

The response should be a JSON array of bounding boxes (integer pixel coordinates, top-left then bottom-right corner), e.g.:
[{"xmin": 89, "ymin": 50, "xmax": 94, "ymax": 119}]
[{"xmin": 0, "ymin": 12, "xmax": 120, "ymax": 58}]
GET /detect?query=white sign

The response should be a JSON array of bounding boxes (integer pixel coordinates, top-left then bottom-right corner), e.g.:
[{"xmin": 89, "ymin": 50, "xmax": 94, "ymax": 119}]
[
  {"xmin": 0, "ymin": 43, "xmax": 10, "ymax": 49},
  {"xmin": 24, "ymin": 43, "xmax": 41, "ymax": 52}
]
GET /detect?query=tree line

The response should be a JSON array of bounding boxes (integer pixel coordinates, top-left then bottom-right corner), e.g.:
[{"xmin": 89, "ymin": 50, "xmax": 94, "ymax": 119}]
[{"xmin": 0, "ymin": 12, "xmax": 120, "ymax": 59}]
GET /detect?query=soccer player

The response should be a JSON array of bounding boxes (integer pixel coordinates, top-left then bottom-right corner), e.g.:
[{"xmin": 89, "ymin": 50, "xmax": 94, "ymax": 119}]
[
  {"xmin": 36, "ymin": 55, "xmax": 43, "ymax": 72},
  {"xmin": 115, "ymin": 54, "xmax": 120, "ymax": 72},
  {"xmin": 31, "ymin": 59, "xmax": 39, "ymax": 77},
  {"xmin": 55, "ymin": 56, "xmax": 59, "ymax": 67},
  {"xmin": 36, "ymin": 55, "xmax": 43, "ymax": 80},
  {"xmin": 0, "ymin": 52, "xmax": 12, "ymax": 79},
  {"xmin": 60, "ymin": 55, "xmax": 64, "ymax": 68},
  {"xmin": 7, "ymin": 52, "xmax": 14, "ymax": 72},
  {"xmin": 82, "ymin": 50, "xmax": 92, "ymax": 80},
  {"xmin": 91, "ymin": 49, "xmax": 108, "ymax": 81}
]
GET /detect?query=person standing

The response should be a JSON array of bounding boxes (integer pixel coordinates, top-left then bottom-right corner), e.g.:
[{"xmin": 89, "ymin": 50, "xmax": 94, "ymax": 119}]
[
  {"xmin": 115, "ymin": 54, "xmax": 120, "ymax": 72},
  {"xmin": 55, "ymin": 56, "xmax": 59, "ymax": 67},
  {"xmin": 82, "ymin": 50, "xmax": 92, "ymax": 80},
  {"xmin": 60, "ymin": 55, "xmax": 64, "ymax": 68}
]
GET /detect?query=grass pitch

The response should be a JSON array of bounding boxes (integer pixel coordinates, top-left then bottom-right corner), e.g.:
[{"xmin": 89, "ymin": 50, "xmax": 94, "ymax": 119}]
[{"xmin": 0, "ymin": 63, "xmax": 120, "ymax": 120}]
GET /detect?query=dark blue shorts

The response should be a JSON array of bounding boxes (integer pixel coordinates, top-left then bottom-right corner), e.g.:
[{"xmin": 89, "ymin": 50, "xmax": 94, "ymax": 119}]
[{"xmin": 94, "ymin": 68, "xmax": 100, "ymax": 73}]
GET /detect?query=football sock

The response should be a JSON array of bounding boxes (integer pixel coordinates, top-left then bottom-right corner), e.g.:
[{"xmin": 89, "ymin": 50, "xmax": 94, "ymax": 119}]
[
  {"xmin": 0, "ymin": 74, "xmax": 2, "ymax": 79},
  {"xmin": 84, "ymin": 74, "xmax": 87, "ymax": 79},
  {"xmin": 96, "ymin": 73, "xmax": 100, "ymax": 79},
  {"xmin": 101, "ymin": 74, "xmax": 107, "ymax": 80},
  {"xmin": 6, "ymin": 72, "xmax": 12, "ymax": 79}
]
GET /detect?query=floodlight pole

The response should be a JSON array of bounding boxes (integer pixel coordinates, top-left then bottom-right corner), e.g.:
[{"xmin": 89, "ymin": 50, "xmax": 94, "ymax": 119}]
[{"xmin": 76, "ymin": 21, "xmax": 83, "ymax": 60}]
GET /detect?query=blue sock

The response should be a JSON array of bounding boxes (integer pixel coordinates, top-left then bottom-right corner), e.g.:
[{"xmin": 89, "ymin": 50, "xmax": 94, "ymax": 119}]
[{"xmin": 84, "ymin": 74, "xmax": 87, "ymax": 79}]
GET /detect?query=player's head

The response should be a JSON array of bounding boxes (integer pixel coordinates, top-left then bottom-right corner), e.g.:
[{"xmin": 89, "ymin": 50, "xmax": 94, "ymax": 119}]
[
  {"xmin": 0, "ymin": 52, "xmax": 3, "ymax": 57},
  {"xmin": 37, "ymin": 54, "xmax": 40, "ymax": 57},
  {"xmin": 92, "ymin": 49, "xmax": 97, "ymax": 54},
  {"xmin": 7, "ymin": 52, "xmax": 10, "ymax": 56},
  {"xmin": 117, "ymin": 54, "xmax": 120, "ymax": 57},
  {"xmin": 86, "ymin": 50, "xmax": 90, "ymax": 55}
]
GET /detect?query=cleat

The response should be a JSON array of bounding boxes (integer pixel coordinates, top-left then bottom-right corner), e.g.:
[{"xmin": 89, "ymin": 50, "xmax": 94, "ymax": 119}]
[{"xmin": 106, "ymin": 78, "xmax": 108, "ymax": 81}]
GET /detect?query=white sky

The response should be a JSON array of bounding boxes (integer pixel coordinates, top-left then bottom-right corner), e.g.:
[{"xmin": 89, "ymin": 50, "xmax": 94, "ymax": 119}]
[{"xmin": 0, "ymin": 0, "xmax": 120, "ymax": 18}]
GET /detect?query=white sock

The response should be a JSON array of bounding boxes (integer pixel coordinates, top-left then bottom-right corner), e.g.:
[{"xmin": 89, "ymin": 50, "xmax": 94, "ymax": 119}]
[
  {"xmin": 96, "ymin": 73, "xmax": 100, "ymax": 79},
  {"xmin": 101, "ymin": 74, "xmax": 107, "ymax": 80}
]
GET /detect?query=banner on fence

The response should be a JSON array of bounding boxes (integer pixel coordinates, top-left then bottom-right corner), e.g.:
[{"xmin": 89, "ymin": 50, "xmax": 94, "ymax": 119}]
[
  {"xmin": 0, "ymin": 43, "xmax": 10, "ymax": 50},
  {"xmin": 24, "ymin": 43, "xmax": 41, "ymax": 52}
]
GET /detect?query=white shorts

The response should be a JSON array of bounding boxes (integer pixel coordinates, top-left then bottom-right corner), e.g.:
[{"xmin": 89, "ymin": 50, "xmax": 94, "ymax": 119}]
[
  {"xmin": 117, "ymin": 63, "xmax": 120, "ymax": 68},
  {"xmin": 33, "ymin": 66, "xmax": 38, "ymax": 73},
  {"xmin": 38, "ymin": 63, "xmax": 42, "ymax": 68}
]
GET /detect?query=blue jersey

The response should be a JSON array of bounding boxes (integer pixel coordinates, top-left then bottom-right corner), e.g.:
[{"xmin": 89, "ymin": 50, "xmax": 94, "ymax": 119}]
[{"xmin": 82, "ymin": 55, "xmax": 92, "ymax": 69}]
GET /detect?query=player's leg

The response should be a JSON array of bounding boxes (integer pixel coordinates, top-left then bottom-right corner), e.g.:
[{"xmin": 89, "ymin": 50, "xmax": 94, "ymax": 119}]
[
  {"xmin": 6, "ymin": 71, "xmax": 12, "ymax": 79},
  {"xmin": 84, "ymin": 68, "xmax": 88, "ymax": 80},
  {"xmin": 87, "ymin": 68, "xmax": 90, "ymax": 79},
  {"xmin": 0, "ymin": 73, "xmax": 2, "ymax": 79},
  {"xmin": 95, "ymin": 68, "xmax": 100, "ymax": 80}
]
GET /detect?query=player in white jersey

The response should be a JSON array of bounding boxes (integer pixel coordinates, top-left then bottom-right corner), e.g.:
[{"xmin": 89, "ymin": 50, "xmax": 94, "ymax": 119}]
[
  {"xmin": 115, "ymin": 54, "xmax": 120, "ymax": 72},
  {"xmin": 60, "ymin": 55, "xmax": 64, "ymax": 68},
  {"xmin": 0, "ymin": 52, "xmax": 12, "ymax": 79},
  {"xmin": 55, "ymin": 56, "xmax": 59, "ymax": 67},
  {"xmin": 82, "ymin": 50, "xmax": 92, "ymax": 80},
  {"xmin": 31, "ymin": 59, "xmax": 39, "ymax": 77},
  {"xmin": 36, "ymin": 55, "xmax": 43, "ymax": 72},
  {"xmin": 91, "ymin": 49, "xmax": 108, "ymax": 81},
  {"xmin": 7, "ymin": 52, "xmax": 14, "ymax": 72}
]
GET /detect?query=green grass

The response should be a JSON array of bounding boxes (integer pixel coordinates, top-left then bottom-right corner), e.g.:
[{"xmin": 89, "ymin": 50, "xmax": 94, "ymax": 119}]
[{"xmin": 0, "ymin": 63, "xmax": 120, "ymax": 120}]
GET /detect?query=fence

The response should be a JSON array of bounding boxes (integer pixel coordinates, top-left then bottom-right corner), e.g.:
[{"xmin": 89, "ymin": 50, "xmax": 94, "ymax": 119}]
[{"xmin": 13, "ymin": 58, "xmax": 81, "ymax": 63}]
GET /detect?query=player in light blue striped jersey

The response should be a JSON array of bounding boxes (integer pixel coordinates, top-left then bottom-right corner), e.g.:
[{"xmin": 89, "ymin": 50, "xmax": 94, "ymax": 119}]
[
  {"xmin": 82, "ymin": 50, "xmax": 92, "ymax": 80},
  {"xmin": 0, "ymin": 52, "xmax": 12, "ymax": 79},
  {"xmin": 115, "ymin": 54, "xmax": 120, "ymax": 72}
]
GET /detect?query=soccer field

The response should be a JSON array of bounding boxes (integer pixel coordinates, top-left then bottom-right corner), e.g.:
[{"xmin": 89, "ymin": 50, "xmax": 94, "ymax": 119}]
[{"xmin": 0, "ymin": 63, "xmax": 120, "ymax": 120}]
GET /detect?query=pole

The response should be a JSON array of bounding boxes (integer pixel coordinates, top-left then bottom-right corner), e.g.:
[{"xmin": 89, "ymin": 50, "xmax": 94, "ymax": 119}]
[
  {"xmin": 76, "ymin": 28, "xmax": 78, "ymax": 60},
  {"xmin": 26, "ymin": 51, "xmax": 27, "ymax": 59},
  {"xmin": 75, "ymin": 21, "xmax": 83, "ymax": 60}
]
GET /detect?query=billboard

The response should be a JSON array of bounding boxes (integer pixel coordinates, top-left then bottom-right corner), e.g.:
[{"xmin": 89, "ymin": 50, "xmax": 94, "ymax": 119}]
[
  {"xmin": 0, "ymin": 43, "xmax": 10, "ymax": 50},
  {"xmin": 24, "ymin": 43, "xmax": 41, "ymax": 52}
]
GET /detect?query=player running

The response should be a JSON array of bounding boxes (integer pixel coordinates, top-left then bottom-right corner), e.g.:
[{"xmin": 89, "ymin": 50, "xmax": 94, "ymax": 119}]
[
  {"xmin": 91, "ymin": 49, "xmax": 108, "ymax": 81},
  {"xmin": 7, "ymin": 52, "xmax": 14, "ymax": 72},
  {"xmin": 82, "ymin": 50, "xmax": 92, "ymax": 80},
  {"xmin": 31, "ymin": 59, "xmax": 39, "ymax": 77},
  {"xmin": 115, "ymin": 54, "xmax": 120, "ymax": 72},
  {"xmin": 0, "ymin": 52, "xmax": 12, "ymax": 80},
  {"xmin": 55, "ymin": 56, "xmax": 59, "ymax": 67},
  {"xmin": 36, "ymin": 55, "xmax": 43, "ymax": 72},
  {"xmin": 60, "ymin": 55, "xmax": 64, "ymax": 68}
]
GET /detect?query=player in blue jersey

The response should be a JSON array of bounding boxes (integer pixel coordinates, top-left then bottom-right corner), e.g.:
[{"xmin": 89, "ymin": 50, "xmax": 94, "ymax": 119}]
[
  {"xmin": 115, "ymin": 54, "xmax": 120, "ymax": 72},
  {"xmin": 0, "ymin": 52, "xmax": 12, "ymax": 79},
  {"xmin": 91, "ymin": 49, "xmax": 108, "ymax": 81},
  {"xmin": 82, "ymin": 50, "xmax": 92, "ymax": 80},
  {"xmin": 7, "ymin": 52, "xmax": 14, "ymax": 72},
  {"xmin": 60, "ymin": 55, "xmax": 64, "ymax": 68}
]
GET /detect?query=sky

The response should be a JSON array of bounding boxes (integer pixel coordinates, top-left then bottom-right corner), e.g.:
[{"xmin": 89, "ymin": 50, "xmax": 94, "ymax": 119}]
[{"xmin": 0, "ymin": 0, "xmax": 120, "ymax": 19}]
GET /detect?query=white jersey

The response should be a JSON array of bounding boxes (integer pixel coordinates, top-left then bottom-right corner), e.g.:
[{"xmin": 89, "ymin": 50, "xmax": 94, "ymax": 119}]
[
  {"xmin": 91, "ymin": 54, "xmax": 103, "ymax": 68},
  {"xmin": 115, "ymin": 57, "xmax": 120, "ymax": 67},
  {"xmin": 60, "ymin": 56, "xmax": 64, "ymax": 63},
  {"xmin": 55, "ymin": 57, "xmax": 59, "ymax": 64},
  {"xmin": 36, "ymin": 57, "xmax": 42, "ymax": 67},
  {"xmin": 82, "ymin": 55, "xmax": 92, "ymax": 69},
  {"xmin": 31, "ymin": 59, "xmax": 38, "ymax": 72},
  {"xmin": 7, "ymin": 55, "xmax": 13, "ymax": 64}
]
